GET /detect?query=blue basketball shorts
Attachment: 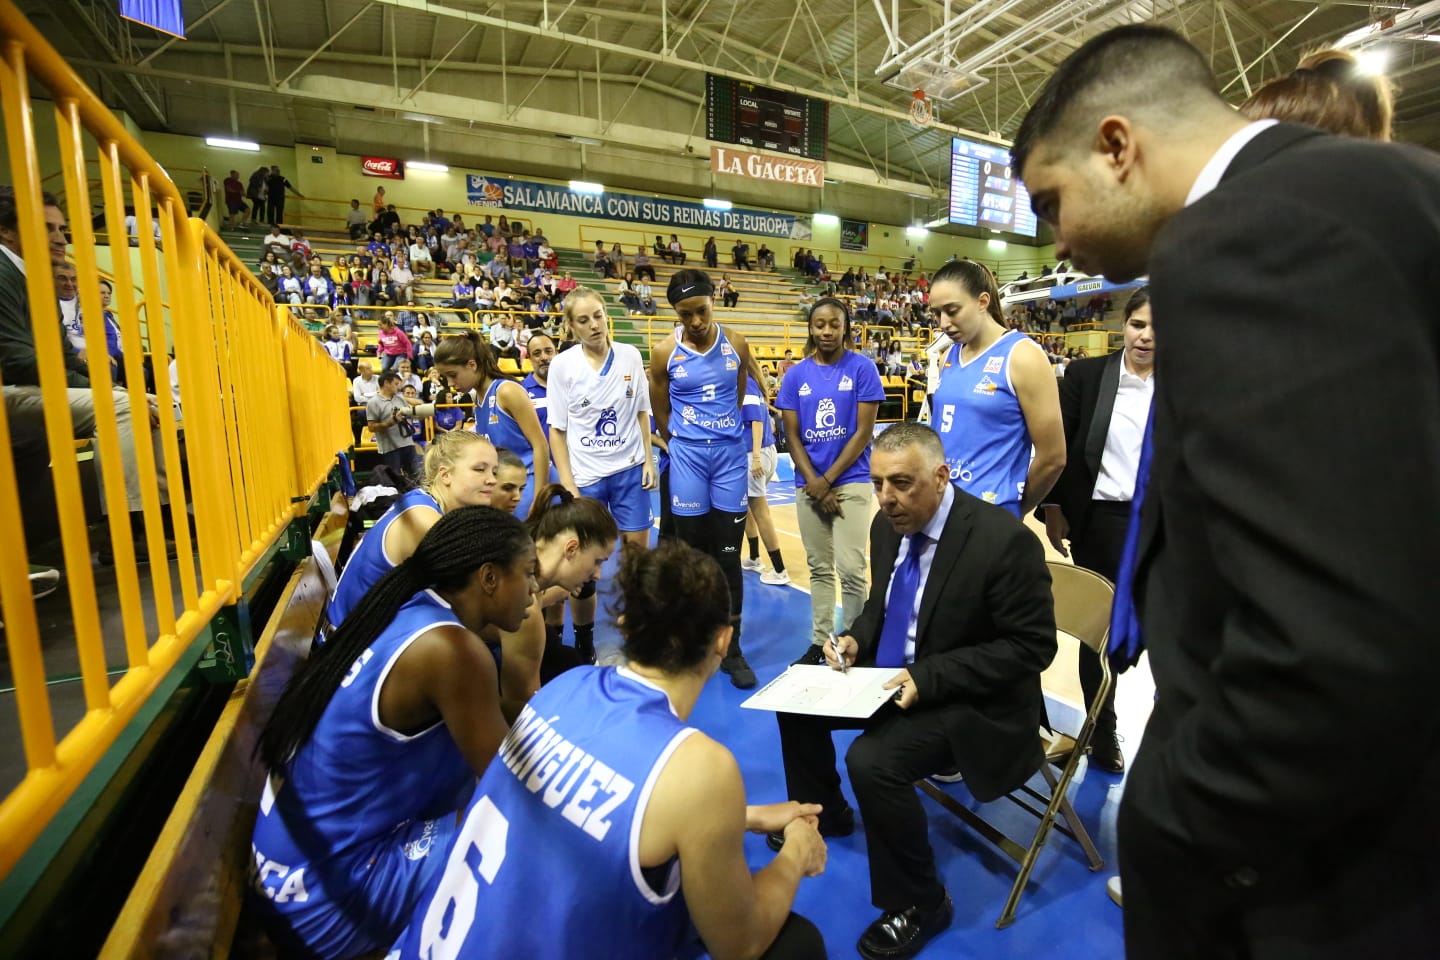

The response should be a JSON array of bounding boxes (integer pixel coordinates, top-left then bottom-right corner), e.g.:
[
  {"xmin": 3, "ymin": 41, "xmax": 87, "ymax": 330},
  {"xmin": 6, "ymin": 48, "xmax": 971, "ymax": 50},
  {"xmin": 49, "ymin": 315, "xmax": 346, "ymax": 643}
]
[{"xmin": 667, "ymin": 436, "xmax": 747, "ymax": 516}]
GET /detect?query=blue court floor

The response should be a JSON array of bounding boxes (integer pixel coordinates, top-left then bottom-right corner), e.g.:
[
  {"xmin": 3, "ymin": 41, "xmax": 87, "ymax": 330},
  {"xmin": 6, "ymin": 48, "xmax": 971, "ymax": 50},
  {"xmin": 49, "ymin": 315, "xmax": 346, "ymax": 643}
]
[{"xmin": 590, "ymin": 558, "xmax": 1130, "ymax": 960}]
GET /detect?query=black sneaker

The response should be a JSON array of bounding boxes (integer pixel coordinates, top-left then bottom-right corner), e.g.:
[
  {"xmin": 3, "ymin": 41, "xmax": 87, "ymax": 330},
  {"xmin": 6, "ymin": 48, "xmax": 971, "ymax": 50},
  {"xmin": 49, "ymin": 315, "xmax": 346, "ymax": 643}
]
[
  {"xmin": 574, "ymin": 635, "xmax": 597, "ymax": 665},
  {"xmin": 1091, "ymin": 731, "xmax": 1125, "ymax": 774},
  {"xmin": 720, "ymin": 654, "xmax": 756, "ymax": 689},
  {"xmin": 792, "ymin": 644, "xmax": 828, "ymax": 666}
]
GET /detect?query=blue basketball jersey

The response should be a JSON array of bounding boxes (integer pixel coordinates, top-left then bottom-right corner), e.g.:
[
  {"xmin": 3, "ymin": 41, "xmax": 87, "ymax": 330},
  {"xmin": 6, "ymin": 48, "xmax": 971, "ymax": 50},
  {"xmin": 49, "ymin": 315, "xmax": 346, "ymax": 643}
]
[
  {"xmin": 932, "ymin": 330, "xmax": 1033, "ymax": 514},
  {"xmin": 667, "ymin": 327, "xmax": 742, "ymax": 442},
  {"xmin": 520, "ymin": 372, "xmax": 549, "ymax": 438},
  {"xmin": 251, "ymin": 590, "xmax": 476, "ymax": 958},
  {"xmin": 475, "ymin": 378, "xmax": 533, "ymax": 475},
  {"xmin": 743, "ymin": 375, "xmax": 774, "ymax": 448},
  {"xmin": 390, "ymin": 667, "xmax": 696, "ymax": 960},
  {"xmin": 328, "ymin": 489, "xmax": 439, "ymax": 627}
]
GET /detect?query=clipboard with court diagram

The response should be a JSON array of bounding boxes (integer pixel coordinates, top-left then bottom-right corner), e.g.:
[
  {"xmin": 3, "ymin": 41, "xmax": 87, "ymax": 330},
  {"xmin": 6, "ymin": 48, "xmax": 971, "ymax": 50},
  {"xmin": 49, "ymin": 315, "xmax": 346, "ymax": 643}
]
[{"xmin": 740, "ymin": 665, "xmax": 900, "ymax": 719}]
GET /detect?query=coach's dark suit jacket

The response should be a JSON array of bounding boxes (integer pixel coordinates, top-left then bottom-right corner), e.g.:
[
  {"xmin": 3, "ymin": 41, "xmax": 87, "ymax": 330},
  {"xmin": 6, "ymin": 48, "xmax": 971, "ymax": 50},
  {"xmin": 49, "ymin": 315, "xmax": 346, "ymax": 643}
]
[
  {"xmin": 849, "ymin": 486, "xmax": 1056, "ymax": 801},
  {"xmin": 1121, "ymin": 122, "xmax": 1440, "ymax": 959},
  {"xmin": 1040, "ymin": 351, "xmax": 1124, "ymax": 538}
]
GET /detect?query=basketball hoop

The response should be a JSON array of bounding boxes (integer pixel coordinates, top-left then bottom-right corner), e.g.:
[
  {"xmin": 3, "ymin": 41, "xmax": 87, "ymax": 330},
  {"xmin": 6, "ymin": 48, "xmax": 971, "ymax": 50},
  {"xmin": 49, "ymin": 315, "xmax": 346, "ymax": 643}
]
[{"xmin": 910, "ymin": 90, "xmax": 933, "ymax": 127}]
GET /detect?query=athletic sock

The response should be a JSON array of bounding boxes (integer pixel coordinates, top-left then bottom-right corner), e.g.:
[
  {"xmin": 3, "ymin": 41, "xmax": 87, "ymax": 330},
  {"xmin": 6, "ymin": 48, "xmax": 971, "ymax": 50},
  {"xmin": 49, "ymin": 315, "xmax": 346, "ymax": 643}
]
[
  {"xmin": 545, "ymin": 622, "xmax": 563, "ymax": 646},
  {"xmin": 573, "ymin": 622, "xmax": 596, "ymax": 663},
  {"xmin": 768, "ymin": 549, "xmax": 786, "ymax": 574},
  {"xmin": 748, "ymin": 536, "xmax": 760, "ymax": 560}
]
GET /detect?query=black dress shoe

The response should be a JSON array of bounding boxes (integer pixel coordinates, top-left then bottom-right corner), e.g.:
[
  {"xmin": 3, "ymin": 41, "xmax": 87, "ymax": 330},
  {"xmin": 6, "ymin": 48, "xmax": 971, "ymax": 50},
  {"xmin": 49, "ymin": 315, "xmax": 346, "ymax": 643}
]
[
  {"xmin": 792, "ymin": 644, "xmax": 828, "ymax": 666},
  {"xmin": 1091, "ymin": 730, "xmax": 1125, "ymax": 774},
  {"xmin": 766, "ymin": 803, "xmax": 854, "ymax": 851},
  {"xmin": 857, "ymin": 890, "xmax": 954, "ymax": 960},
  {"xmin": 721, "ymin": 653, "xmax": 756, "ymax": 689}
]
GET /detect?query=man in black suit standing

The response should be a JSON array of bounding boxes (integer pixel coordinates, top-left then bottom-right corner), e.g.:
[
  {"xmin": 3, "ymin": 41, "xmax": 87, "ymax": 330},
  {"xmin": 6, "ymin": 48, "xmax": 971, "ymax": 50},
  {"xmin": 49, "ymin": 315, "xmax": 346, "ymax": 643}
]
[
  {"xmin": 1013, "ymin": 25, "xmax": 1440, "ymax": 959},
  {"xmin": 1039, "ymin": 285, "xmax": 1154, "ymax": 773},
  {"xmin": 772, "ymin": 422, "xmax": 1056, "ymax": 960}
]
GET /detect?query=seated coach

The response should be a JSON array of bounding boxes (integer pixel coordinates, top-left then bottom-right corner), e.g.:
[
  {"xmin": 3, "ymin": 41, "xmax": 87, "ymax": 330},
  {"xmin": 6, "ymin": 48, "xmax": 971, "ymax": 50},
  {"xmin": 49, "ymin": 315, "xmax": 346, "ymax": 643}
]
[{"xmin": 773, "ymin": 422, "xmax": 1056, "ymax": 960}]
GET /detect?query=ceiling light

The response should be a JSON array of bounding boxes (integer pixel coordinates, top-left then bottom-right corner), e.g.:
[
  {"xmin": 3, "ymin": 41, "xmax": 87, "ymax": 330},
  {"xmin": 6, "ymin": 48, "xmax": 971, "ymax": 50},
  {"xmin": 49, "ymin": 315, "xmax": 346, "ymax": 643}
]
[
  {"xmin": 906, "ymin": 225, "xmax": 928, "ymax": 237},
  {"xmin": 703, "ymin": 198, "xmax": 732, "ymax": 210},
  {"xmin": 206, "ymin": 137, "xmax": 259, "ymax": 151},
  {"xmin": 1355, "ymin": 48, "xmax": 1390, "ymax": 74},
  {"xmin": 408, "ymin": 161, "xmax": 449, "ymax": 173},
  {"xmin": 569, "ymin": 180, "xmax": 604, "ymax": 194},
  {"xmin": 987, "ymin": 239, "xmax": 1008, "ymax": 250},
  {"xmin": 813, "ymin": 212, "xmax": 840, "ymax": 226}
]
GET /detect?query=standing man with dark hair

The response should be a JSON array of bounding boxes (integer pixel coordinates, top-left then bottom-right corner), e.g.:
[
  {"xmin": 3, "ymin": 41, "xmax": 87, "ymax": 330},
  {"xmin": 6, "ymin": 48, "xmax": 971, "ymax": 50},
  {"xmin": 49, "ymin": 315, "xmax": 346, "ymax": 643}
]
[
  {"xmin": 366, "ymin": 371, "xmax": 422, "ymax": 482},
  {"xmin": 1038, "ymin": 285, "xmax": 1154, "ymax": 774},
  {"xmin": 772, "ymin": 422, "xmax": 1055, "ymax": 960},
  {"xmin": 1016, "ymin": 24, "xmax": 1440, "ymax": 960},
  {"xmin": 265, "ymin": 165, "xmax": 303, "ymax": 226}
]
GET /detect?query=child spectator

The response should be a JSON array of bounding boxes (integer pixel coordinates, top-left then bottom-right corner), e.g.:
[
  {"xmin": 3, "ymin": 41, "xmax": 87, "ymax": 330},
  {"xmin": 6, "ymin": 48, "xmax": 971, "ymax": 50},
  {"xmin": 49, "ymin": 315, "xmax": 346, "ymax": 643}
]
[
  {"xmin": 323, "ymin": 324, "xmax": 353, "ymax": 365},
  {"xmin": 375, "ymin": 315, "xmax": 413, "ymax": 371}
]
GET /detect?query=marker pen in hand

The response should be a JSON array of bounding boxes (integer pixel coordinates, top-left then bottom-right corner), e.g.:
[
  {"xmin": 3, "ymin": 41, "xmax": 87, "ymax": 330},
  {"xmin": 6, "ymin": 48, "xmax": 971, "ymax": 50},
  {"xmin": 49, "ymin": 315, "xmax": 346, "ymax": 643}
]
[{"xmin": 829, "ymin": 633, "xmax": 848, "ymax": 674}]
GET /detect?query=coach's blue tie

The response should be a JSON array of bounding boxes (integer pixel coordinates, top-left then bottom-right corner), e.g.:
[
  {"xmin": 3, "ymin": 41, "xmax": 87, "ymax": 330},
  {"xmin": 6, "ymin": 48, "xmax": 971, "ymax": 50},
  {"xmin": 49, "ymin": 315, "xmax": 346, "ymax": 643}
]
[
  {"xmin": 1107, "ymin": 400, "xmax": 1155, "ymax": 670},
  {"xmin": 876, "ymin": 533, "xmax": 929, "ymax": 668}
]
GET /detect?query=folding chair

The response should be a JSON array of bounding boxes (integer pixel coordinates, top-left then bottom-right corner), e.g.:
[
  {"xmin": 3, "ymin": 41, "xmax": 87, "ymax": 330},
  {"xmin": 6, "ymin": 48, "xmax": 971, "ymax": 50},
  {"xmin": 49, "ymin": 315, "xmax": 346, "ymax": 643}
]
[{"xmin": 917, "ymin": 560, "xmax": 1113, "ymax": 928}]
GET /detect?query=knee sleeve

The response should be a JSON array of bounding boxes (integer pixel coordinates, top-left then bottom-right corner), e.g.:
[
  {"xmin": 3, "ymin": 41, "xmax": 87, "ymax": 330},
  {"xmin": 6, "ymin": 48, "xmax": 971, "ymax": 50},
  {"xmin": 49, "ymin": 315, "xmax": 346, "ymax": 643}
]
[
  {"xmin": 671, "ymin": 512, "xmax": 710, "ymax": 553},
  {"xmin": 712, "ymin": 510, "xmax": 746, "ymax": 650}
]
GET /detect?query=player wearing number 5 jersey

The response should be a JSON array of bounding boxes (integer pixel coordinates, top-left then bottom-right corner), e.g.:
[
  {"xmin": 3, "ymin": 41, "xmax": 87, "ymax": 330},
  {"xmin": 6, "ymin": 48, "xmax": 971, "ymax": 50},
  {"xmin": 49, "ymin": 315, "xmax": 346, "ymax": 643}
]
[
  {"xmin": 251, "ymin": 508, "xmax": 538, "ymax": 960},
  {"xmin": 390, "ymin": 541, "xmax": 829, "ymax": 960},
  {"xmin": 927, "ymin": 260, "xmax": 1064, "ymax": 517},
  {"xmin": 648, "ymin": 269, "xmax": 768, "ymax": 689}
]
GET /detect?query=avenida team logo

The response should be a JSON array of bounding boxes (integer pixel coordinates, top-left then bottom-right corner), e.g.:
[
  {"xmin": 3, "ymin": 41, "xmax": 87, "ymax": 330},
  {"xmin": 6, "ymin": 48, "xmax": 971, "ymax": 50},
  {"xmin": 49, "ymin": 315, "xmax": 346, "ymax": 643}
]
[
  {"xmin": 595, "ymin": 407, "xmax": 618, "ymax": 436},
  {"xmin": 681, "ymin": 405, "xmax": 698, "ymax": 423},
  {"xmin": 815, "ymin": 397, "xmax": 837, "ymax": 429}
]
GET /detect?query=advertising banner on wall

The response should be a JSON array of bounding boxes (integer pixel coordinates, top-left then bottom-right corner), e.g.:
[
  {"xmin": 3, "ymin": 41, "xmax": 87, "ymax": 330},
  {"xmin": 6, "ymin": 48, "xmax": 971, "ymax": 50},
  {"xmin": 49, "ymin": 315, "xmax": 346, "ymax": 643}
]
[
  {"xmin": 709, "ymin": 146, "xmax": 824, "ymax": 187},
  {"xmin": 465, "ymin": 174, "xmax": 812, "ymax": 240},
  {"xmin": 840, "ymin": 218, "xmax": 869, "ymax": 251},
  {"xmin": 362, "ymin": 156, "xmax": 405, "ymax": 179}
]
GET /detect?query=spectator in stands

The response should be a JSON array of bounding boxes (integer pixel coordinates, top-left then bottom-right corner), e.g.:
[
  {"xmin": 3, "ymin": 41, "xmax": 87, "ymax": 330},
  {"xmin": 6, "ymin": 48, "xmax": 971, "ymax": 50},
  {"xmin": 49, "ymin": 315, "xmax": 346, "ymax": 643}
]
[
  {"xmin": 633, "ymin": 277, "xmax": 657, "ymax": 316},
  {"xmin": 497, "ymin": 214, "xmax": 510, "ymax": 236},
  {"xmin": 323, "ymin": 324, "xmax": 353, "ymax": 366},
  {"xmin": 479, "ymin": 214, "xmax": 495, "ymax": 238},
  {"xmin": 704, "ymin": 235, "xmax": 718, "ymax": 269},
  {"xmin": 257, "ymin": 263, "xmax": 279, "ymax": 299},
  {"xmin": 839, "ymin": 267, "xmax": 856, "ymax": 293},
  {"xmin": 592, "ymin": 240, "xmax": 615, "ymax": 279},
  {"xmin": 617, "ymin": 272, "xmax": 641, "ymax": 314},
  {"xmin": 537, "ymin": 238, "xmax": 557, "ymax": 271},
  {"xmin": 732, "ymin": 238, "xmax": 752, "ymax": 271},
  {"xmin": 245, "ymin": 166, "xmax": 267, "ymax": 224},
  {"xmin": 222, "ymin": 169, "xmax": 246, "ymax": 229},
  {"xmin": 263, "ymin": 225, "xmax": 290, "ymax": 260},
  {"xmin": 395, "ymin": 356, "xmax": 423, "ymax": 395},
  {"xmin": 493, "ymin": 277, "xmax": 519, "ymax": 310},
  {"xmin": 52, "ymin": 260, "xmax": 84, "ymax": 359},
  {"xmin": 407, "ymin": 235, "xmax": 432, "ymax": 277},
  {"xmin": 343, "ymin": 198, "xmax": 367, "ymax": 240},
  {"xmin": 276, "ymin": 264, "xmax": 303, "ymax": 305},
  {"xmin": 489, "ymin": 314, "xmax": 521, "ymax": 361},
  {"xmin": 264, "ymin": 165, "xmax": 302, "ymax": 226},
  {"xmin": 374, "ymin": 269, "xmax": 399, "ymax": 312},
  {"xmin": 97, "ymin": 277, "xmax": 124, "ymax": 384},
  {"xmin": 390, "ymin": 257, "xmax": 415, "ymax": 302},
  {"xmin": 451, "ymin": 271, "xmax": 475, "ymax": 313},
  {"xmin": 304, "ymin": 263, "xmax": 333, "ymax": 305},
  {"xmin": 556, "ymin": 270, "xmax": 577, "ymax": 302},
  {"xmin": 372, "ymin": 185, "xmax": 387, "ymax": 220},
  {"xmin": 757, "ymin": 243, "xmax": 774, "ymax": 270},
  {"xmin": 609, "ymin": 241, "xmax": 626, "ymax": 276},
  {"xmin": 375, "ymin": 315, "xmax": 413, "ymax": 371},
  {"xmin": 717, "ymin": 273, "xmax": 739, "ymax": 309},
  {"xmin": 778, "ymin": 348, "xmax": 797, "ymax": 375},
  {"xmin": 485, "ymin": 252, "xmax": 510, "ymax": 282},
  {"xmin": 633, "ymin": 245, "xmax": 656, "ymax": 281},
  {"xmin": 414, "ymin": 312, "xmax": 437, "ymax": 341},
  {"xmin": 0, "ymin": 187, "xmax": 172, "ymax": 558},
  {"xmin": 794, "ymin": 248, "xmax": 807, "ymax": 271},
  {"xmin": 667, "ymin": 234, "xmax": 686, "ymax": 265}
]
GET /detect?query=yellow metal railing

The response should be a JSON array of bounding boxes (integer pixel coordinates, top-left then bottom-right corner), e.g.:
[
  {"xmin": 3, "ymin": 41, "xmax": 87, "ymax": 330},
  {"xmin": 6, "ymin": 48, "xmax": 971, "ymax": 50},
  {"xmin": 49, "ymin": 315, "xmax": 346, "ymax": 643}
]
[{"xmin": 0, "ymin": 0, "xmax": 350, "ymax": 882}]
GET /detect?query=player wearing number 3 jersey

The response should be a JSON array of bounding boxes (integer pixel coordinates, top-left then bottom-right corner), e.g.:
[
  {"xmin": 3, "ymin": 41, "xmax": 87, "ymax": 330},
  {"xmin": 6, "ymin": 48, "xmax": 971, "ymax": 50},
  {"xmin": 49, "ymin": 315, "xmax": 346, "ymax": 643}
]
[{"xmin": 389, "ymin": 541, "xmax": 829, "ymax": 960}]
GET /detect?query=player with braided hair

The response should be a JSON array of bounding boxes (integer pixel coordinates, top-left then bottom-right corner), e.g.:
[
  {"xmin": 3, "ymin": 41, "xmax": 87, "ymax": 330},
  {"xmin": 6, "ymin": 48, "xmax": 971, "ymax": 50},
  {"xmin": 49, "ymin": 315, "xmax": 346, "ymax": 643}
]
[
  {"xmin": 251, "ymin": 506, "xmax": 538, "ymax": 960},
  {"xmin": 392, "ymin": 539, "xmax": 828, "ymax": 960}
]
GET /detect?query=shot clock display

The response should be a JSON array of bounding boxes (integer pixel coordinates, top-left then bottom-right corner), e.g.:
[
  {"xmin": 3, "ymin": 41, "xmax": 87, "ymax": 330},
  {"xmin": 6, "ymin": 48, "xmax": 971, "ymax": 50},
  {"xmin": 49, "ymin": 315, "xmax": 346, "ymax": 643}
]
[{"xmin": 947, "ymin": 136, "xmax": 1038, "ymax": 237}]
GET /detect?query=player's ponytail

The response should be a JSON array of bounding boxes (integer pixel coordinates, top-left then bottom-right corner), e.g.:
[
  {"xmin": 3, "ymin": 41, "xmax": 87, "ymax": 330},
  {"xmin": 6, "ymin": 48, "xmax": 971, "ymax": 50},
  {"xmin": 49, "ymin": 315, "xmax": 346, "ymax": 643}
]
[
  {"xmin": 258, "ymin": 505, "xmax": 531, "ymax": 771},
  {"xmin": 525, "ymin": 483, "xmax": 618, "ymax": 549},
  {"xmin": 434, "ymin": 328, "xmax": 514, "ymax": 383},
  {"xmin": 612, "ymin": 540, "xmax": 730, "ymax": 672}
]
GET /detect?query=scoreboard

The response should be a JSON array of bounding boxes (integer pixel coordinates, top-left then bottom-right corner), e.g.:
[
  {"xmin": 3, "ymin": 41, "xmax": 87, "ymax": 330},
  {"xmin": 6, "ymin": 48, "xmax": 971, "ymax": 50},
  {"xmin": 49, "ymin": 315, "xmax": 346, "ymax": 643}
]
[
  {"xmin": 947, "ymin": 136, "xmax": 1038, "ymax": 238},
  {"xmin": 706, "ymin": 74, "xmax": 828, "ymax": 161}
]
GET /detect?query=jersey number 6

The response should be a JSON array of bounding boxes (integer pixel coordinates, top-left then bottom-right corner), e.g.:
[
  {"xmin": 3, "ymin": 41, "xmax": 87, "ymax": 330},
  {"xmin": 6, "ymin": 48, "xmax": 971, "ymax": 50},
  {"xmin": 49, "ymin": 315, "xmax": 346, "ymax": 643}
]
[{"xmin": 418, "ymin": 796, "xmax": 510, "ymax": 960}]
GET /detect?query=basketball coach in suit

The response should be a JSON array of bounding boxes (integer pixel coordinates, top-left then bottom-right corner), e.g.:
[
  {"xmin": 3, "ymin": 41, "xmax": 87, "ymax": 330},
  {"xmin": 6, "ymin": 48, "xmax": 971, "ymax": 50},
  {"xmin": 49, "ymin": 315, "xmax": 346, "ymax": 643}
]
[
  {"xmin": 1013, "ymin": 24, "xmax": 1440, "ymax": 960},
  {"xmin": 1037, "ymin": 285, "xmax": 1154, "ymax": 774},
  {"xmin": 773, "ymin": 422, "xmax": 1056, "ymax": 960}
]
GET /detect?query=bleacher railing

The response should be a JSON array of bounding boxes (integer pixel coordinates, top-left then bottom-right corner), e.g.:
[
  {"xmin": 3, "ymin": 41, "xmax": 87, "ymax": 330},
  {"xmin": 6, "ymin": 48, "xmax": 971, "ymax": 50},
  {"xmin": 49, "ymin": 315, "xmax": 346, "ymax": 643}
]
[{"xmin": 0, "ymin": 0, "xmax": 350, "ymax": 882}]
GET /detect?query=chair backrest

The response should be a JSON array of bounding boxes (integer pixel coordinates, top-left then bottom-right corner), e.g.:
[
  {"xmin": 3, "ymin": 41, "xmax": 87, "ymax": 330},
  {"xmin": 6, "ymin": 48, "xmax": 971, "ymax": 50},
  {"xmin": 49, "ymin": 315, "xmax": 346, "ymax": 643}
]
[{"xmin": 1046, "ymin": 561, "xmax": 1113, "ymax": 656}]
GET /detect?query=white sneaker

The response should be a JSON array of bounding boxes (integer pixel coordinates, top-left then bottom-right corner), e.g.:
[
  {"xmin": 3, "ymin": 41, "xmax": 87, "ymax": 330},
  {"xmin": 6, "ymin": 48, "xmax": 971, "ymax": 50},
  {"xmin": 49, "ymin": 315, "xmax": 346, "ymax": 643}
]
[
  {"xmin": 29, "ymin": 565, "xmax": 60, "ymax": 600},
  {"xmin": 742, "ymin": 557, "xmax": 764, "ymax": 571},
  {"xmin": 760, "ymin": 569, "xmax": 791, "ymax": 585},
  {"xmin": 1106, "ymin": 876, "xmax": 1123, "ymax": 908}
]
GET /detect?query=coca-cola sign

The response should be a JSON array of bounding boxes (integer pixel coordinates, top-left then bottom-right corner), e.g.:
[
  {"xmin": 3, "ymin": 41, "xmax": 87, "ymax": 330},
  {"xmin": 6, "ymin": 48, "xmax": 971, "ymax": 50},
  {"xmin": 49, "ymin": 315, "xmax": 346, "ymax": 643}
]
[{"xmin": 362, "ymin": 156, "xmax": 405, "ymax": 179}]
